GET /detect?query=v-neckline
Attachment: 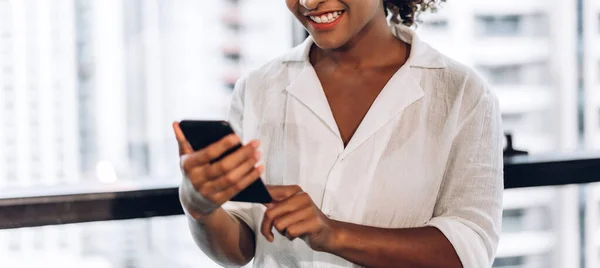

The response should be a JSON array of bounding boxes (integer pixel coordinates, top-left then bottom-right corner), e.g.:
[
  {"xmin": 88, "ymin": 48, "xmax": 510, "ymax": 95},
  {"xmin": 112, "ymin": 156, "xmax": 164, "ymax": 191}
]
[
  {"xmin": 285, "ymin": 61, "xmax": 425, "ymax": 156},
  {"xmin": 319, "ymin": 74, "xmax": 391, "ymax": 149}
]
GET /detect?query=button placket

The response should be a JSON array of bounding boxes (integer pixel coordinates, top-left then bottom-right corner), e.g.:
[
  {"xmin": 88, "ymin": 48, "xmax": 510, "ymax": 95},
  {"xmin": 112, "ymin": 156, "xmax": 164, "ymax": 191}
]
[{"xmin": 321, "ymin": 155, "xmax": 344, "ymax": 219}]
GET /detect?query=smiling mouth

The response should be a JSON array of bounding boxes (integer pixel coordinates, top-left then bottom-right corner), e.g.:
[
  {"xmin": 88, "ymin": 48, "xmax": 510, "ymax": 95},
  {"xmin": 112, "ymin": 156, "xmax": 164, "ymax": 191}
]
[{"xmin": 308, "ymin": 11, "xmax": 344, "ymax": 24}]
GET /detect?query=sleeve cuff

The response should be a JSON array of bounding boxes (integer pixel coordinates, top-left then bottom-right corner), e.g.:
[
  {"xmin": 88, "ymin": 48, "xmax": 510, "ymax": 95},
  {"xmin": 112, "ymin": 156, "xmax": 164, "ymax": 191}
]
[
  {"xmin": 222, "ymin": 202, "xmax": 258, "ymax": 233},
  {"xmin": 426, "ymin": 216, "xmax": 495, "ymax": 268}
]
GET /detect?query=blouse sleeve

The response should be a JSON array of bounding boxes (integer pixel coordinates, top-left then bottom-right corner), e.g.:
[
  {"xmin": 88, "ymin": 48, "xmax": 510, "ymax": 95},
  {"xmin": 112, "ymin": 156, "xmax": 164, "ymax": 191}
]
[{"xmin": 426, "ymin": 88, "xmax": 504, "ymax": 268}]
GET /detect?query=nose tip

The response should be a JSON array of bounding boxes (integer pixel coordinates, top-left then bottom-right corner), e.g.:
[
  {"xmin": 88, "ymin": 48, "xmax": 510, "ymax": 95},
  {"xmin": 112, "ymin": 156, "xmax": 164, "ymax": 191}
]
[{"xmin": 300, "ymin": 0, "xmax": 326, "ymax": 10}]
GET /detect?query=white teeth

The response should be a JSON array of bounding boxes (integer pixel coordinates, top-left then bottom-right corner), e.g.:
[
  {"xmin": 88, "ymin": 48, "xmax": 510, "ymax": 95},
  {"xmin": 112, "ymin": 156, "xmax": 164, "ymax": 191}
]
[{"xmin": 309, "ymin": 11, "xmax": 342, "ymax": 24}]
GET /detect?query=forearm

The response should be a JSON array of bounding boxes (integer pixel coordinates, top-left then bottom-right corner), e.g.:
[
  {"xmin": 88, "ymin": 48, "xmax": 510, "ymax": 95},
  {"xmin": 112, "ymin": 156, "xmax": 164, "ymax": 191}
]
[
  {"xmin": 325, "ymin": 221, "xmax": 462, "ymax": 268},
  {"xmin": 187, "ymin": 207, "xmax": 256, "ymax": 267}
]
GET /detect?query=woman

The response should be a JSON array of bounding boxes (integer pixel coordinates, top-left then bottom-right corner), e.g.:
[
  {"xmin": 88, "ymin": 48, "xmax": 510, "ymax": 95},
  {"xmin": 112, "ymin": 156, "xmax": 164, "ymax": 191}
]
[{"xmin": 174, "ymin": 0, "xmax": 503, "ymax": 267}]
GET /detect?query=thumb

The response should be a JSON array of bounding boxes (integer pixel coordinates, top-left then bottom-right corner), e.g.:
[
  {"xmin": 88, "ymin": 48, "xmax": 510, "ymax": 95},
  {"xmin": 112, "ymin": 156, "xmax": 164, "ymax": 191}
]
[{"xmin": 172, "ymin": 122, "xmax": 194, "ymax": 156}]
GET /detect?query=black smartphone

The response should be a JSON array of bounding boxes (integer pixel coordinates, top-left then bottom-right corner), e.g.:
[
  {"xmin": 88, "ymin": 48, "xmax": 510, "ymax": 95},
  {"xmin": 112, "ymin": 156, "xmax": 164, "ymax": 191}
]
[{"xmin": 179, "ymin": 120, "xmax": 272, "ymax": 204}]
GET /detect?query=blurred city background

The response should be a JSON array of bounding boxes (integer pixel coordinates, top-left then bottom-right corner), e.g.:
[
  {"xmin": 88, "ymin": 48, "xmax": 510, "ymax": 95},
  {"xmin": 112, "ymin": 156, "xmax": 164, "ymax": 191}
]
[{"xmin": 0, "ymin": 0, "xmax": 599, "ymax": 267}]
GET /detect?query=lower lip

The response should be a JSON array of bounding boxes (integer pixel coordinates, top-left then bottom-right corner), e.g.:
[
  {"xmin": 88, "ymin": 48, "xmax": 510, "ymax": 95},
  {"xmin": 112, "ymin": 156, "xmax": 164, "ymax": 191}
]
[{"xmin": 307, "ymin": 12, "xmax": 344, "ymax": 31}]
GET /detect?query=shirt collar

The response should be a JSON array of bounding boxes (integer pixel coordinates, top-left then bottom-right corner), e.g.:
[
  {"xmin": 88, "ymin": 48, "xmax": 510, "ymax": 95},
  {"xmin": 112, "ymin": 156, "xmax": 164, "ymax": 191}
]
[{"xmin": 281, "ymin": 23, "xmax": 447, "ymax": 69}]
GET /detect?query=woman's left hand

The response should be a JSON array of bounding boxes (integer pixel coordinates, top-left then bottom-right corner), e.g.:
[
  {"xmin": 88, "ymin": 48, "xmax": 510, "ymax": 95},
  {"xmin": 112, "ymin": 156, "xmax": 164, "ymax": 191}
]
[{"xmin": 261, "ymin": 185, "xmax": 338, "ymax": 251}]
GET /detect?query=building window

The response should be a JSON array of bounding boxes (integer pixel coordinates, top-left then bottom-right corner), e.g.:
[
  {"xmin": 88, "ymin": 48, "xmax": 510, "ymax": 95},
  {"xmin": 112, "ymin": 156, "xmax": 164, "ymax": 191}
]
[
  {"xmin": 476, "ymin": 15, "xmax": 521, "ymax": 36},
  {"xmin": 5, "ymin": 154, "xmax": 16, "ymax": 165},
  {"xmin": 598, "ymin": 61, "xmax": 600, "ymax": 84},
  {"xmin": 32, "ymin": 170, "xmax": 41, "ymax": 181},
  {"xmin": 2, "ymin": 65, "xmax": 11, "ymax": 75},
  {"xmin": 478, "ymin": 64, "xmax": 522, "ymax": 85},
  {"xmin": 30, "ymin": 113, "xmax": 40, "ymax": 126},
  {"xmin": 6, "ymin": 170, "xmax": 17, "ymax": 182},
  {"xmin": 493, "ymin": 256, "xmax": 525, "ymax": 267},
  {"xmin": 475, "ymin": 13, "xmax": 548, "ymax": 37},
  {"xmin": 58, "ymin": 230, "xmax": 69, "ymax": 249},
  {"xmin": 57, "ymin": 169, "xmax": 66, "ymax": 179},
  {"xmin": 3, "ymin": 84, "xmax": 14, "ymax": 95},
  {"xmin": 33, "ymin": 230, "xmax": 44, "ymax": 250},
  {"xmin": 5, "ymin": 136, "xmax": 16, "ymax": 145},
  {"xmin": 56, "ymin": 135, "xmax": 64, "ymax": 146},
  {"xmin": 4, "ymin": 99, "xmax": 14, "ymax": 110},
  {"xmin": 31, "ymin": 155, "xmax": 41, "ymax": 165},
  {"xmin": 501, "ymin": 113, "xmax": 525, "ymax": 132},
  {"xmin": 8, "ymin": 232, "xmax": 20, "ymax": 251},
  {"xmin": 3, "ymin": 116, "xmax": 15, "ymax": 128},
  {"xmin": 477, "ymin": 62, "xmax": 549, "ymax": 86},
  {"xmin": 423, "ymin": 18, "xmax": 449, "ymax": 30},
  {"xmin": 57, "ymin": 150, "xmax": 64, "ymax": 164},
  {"xmin": 1, "ymin": 44, "xmax": 10, "ymax": 56},
  {"xmin": 30, "ymin": 99, "xmax": 39, "ymax": 111}
]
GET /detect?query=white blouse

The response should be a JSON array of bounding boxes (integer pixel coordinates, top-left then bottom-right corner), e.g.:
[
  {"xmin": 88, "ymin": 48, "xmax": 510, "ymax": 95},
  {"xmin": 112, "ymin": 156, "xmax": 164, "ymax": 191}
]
[{"xmin": 221, "ymin": 24, "xmax": 503, "ymax": 268}]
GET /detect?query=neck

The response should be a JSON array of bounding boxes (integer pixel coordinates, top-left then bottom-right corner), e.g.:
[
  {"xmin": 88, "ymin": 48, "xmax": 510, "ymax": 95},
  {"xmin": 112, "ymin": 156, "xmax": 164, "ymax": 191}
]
[{"xmin": 315, "ymin": 16, "xmax": 407, "ymax": 69}]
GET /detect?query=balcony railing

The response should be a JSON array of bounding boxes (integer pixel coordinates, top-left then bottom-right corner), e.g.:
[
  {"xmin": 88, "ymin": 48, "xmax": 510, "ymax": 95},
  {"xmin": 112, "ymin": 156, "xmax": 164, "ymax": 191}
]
[{"xmin": 2, "ymin": 150, "xmax": 600, "ymax": 230}]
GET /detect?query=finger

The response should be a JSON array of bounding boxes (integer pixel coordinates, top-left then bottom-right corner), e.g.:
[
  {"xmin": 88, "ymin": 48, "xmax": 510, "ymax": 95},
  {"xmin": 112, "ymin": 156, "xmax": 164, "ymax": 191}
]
[
  {"xmin": 186, "ymin": 165, "xmax": 210, "ymax": 188},
  {"xmin": 205, "ymin": 140, "xmax": 260, "ymax": 179},
  {"xmin": 183, "ymin": 134, "xmax": 240, "ymax": 172},
  {"xmin": 285, "ymin": 217, "xmax": 319, "ymax": 241},
  {"xmin": 209, "ymin": 150, "xmax": 261, "ymax": 191},
  {"xmin": 211, "ymin": 165, "xmax": 265, "ymax": 204},
  {"xmin": 273, "ymin": 206, "xmax": 313, "ymax": 240},
  {"xmin": 266, "ymin": 185, "xmax": 304, "ymax": 202},
  {"xmin": 261, "ymin": 193, "xmax": 310, "ymax": 242},
  {"xmin": 173, "ymin": 122, "xmax": 193, "ymax": 156}
]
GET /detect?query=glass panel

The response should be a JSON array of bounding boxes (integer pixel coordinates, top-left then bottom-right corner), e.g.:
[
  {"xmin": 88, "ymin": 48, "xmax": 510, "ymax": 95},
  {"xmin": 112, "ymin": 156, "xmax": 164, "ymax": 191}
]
[
  {"xmin": 419, "ymin": 1, "xmax": 588, "ymax": 268},
  {"xmin": 0, "ymin": 0, "xmax": 599, "ymax": 268},
  {"xmin": 0, "ymin": 216, "xmax": 231, "ymax": 268},
  {"xmin": 583, "ymin": 0, "xmax": 600, "ymax": 266},
  {"xmin": 0, "ymin": 0, "xmax": 293, "ymax": 190},
  {"xmin": 0, "ymin": 0, "xmax": 291, "ymax": 264}
]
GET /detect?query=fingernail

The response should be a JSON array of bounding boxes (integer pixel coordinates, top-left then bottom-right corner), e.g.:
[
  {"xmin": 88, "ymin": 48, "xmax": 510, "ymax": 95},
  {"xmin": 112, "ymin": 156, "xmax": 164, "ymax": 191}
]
[
  {"xmin": 251, "ymin": 140, "xmax": 260, "ymax": 148},
  {"xmin": 254, "ymin": 151, "xmax": 261, "ymax": 160},
  {"xmin": 257, "ymin": 165, "xmax": 265, "ymax": 173}
]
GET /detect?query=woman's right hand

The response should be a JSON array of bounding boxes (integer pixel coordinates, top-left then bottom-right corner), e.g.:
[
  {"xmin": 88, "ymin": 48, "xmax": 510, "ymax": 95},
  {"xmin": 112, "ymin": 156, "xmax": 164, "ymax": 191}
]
[{"xmin": 173, "ymin": 122, "xmax": 264, "ymax": 218}]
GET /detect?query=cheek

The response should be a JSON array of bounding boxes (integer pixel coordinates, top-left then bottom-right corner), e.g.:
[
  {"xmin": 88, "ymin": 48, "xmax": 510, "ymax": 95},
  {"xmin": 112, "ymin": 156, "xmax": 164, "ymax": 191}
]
[
  {"xmin": 286, "ymin": 0, "xmax": 307, "ymax": 25},
  {"xmin": 352, "ymin": 0, "xmax": 383, "ymax": 22},
  {"xmin": 285, "ymin": 0, "xmax": 297, "ymax": 12},
  {"xmin": 355, "ymin": 1, "xmax": 381, "ymax": 22}
]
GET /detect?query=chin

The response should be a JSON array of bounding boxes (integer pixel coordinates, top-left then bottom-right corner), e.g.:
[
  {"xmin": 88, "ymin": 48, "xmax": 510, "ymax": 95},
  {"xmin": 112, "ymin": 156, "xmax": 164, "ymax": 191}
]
[{"xmin": 310, "ymin": 34, "xmax": 349, "ymax": 50}]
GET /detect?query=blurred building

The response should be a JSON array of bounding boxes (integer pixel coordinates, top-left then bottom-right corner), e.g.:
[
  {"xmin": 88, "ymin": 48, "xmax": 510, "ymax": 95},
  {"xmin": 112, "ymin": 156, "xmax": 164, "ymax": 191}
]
[
  {"xmin": 583, "ymin": 0, "xmax": 600, "ymax": 146},
  {"xmin": 0, "ymin": 0, "xmax": 84, "ymax": 266},
  {"xmin": 0, "ymin": 0, "xmax": 596, "ymax": 268},
  {"xmin": 417, "ymin": 1, "xmax": 580, "ymax": 267},
  {"xmin": 0, "ymin": 0, "xmax": 80, "ymax": 197},
  {"xmin": 583, "ymin": 1, "xmax": 600, "ymax": 268},
  {"xmin": 73, "ymin": 0, "xmax": 236, "ymax": 267}
]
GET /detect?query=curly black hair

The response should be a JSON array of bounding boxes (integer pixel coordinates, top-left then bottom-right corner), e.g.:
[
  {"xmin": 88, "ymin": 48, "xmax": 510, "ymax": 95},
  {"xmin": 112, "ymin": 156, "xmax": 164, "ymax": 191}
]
[{"xmin": 383, "ymin": 0, "xmax": 446, "ymax": 26}]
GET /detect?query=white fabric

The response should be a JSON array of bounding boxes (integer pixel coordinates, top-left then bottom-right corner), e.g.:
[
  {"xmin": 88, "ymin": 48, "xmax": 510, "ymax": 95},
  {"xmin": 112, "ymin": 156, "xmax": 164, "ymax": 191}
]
[{"xmin": 220, "ymin": 24, "xmax": 503, "ymax": 268}]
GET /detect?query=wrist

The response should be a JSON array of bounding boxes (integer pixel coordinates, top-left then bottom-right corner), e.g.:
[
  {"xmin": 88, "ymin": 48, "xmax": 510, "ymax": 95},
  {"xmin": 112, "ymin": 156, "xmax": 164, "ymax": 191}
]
[
  {"xmin": 179, "ymin": 175, "xmax": 221, "ymax": 219},
  {"xmin": 323, "ymin": 220, "xmax": 349, "ymax": 254}
]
